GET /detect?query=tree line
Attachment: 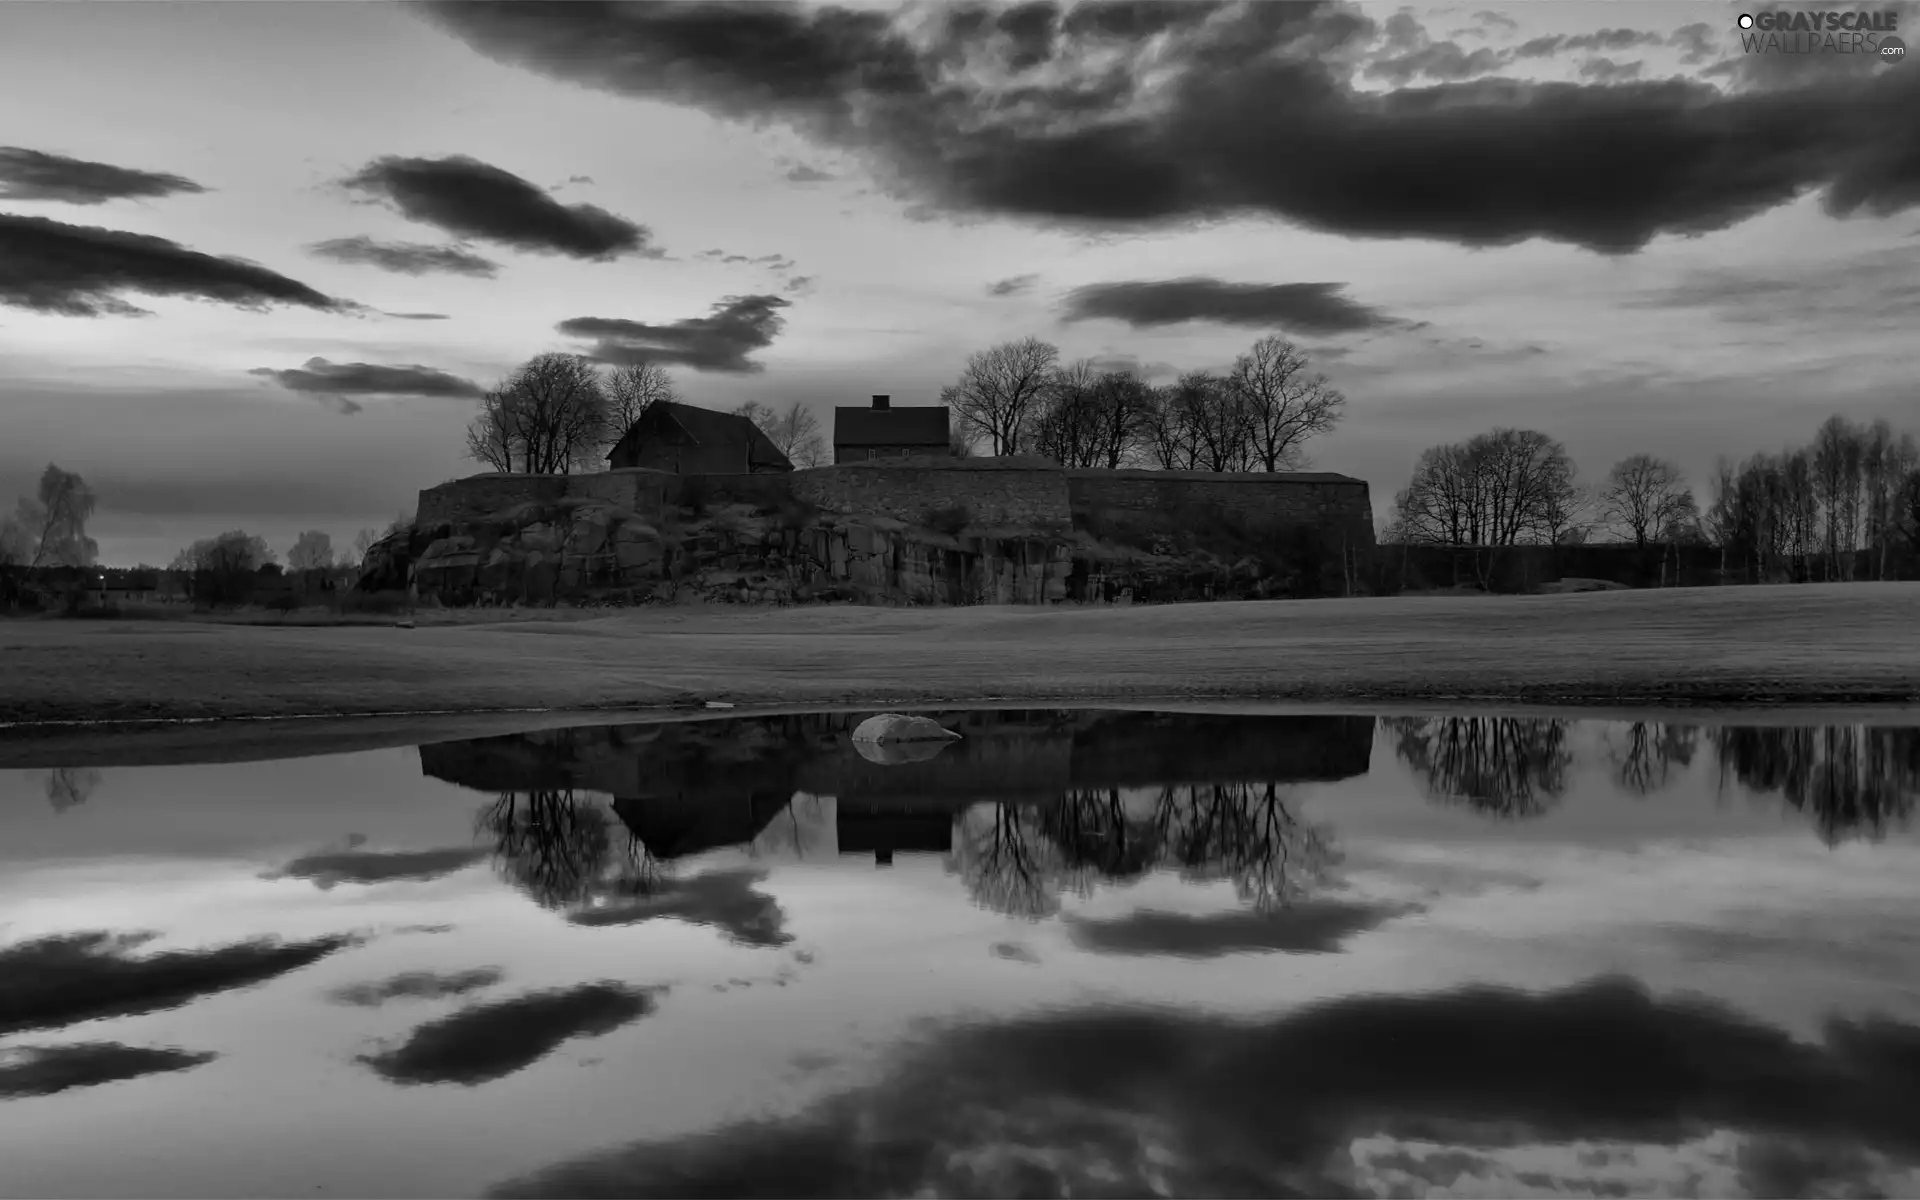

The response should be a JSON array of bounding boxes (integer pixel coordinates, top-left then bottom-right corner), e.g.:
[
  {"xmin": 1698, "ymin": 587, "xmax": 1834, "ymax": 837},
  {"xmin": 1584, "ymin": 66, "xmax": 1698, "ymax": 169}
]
[
  {"xmin": 941, "ymin": 334, "xmax": 1348, "ymax": 471},
  {"xmin": 1387, "ymin": 414, "xmax": 1920, "ymax": 582},
  {"xmin": 462, "ymin": 354, "xmax": 827, "ymax": 475}
]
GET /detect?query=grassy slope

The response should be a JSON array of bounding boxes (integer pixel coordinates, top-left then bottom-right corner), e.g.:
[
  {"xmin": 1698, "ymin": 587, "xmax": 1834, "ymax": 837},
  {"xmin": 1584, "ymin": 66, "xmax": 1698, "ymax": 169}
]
[{"xmin": 2, "ymin": 584, "xmax": 1915, "ymax": 732}]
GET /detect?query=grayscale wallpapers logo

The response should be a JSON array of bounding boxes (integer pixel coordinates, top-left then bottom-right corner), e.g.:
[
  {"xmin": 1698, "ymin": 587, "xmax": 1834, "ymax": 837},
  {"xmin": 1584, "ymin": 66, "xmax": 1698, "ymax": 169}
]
[{"xmin": 1737, "ymin": 10, "xmax": 1905, "ymax": 60}]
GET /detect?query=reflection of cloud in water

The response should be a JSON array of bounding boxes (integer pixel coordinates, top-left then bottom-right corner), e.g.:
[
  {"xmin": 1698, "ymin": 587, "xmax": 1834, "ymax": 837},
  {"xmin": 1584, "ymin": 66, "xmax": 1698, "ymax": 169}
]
[
  {"xmin": 269, "ymin": 845, "xmax": 490, "ymax": 888},
  {"xmin": 488, "ymin": 976, "xmax": 1920, "ymax": 1199},
  {"xmin": 1064, "ymin": 900, "xmax": 1419, "ymax": 959},
  {"xmin": 327, "ymin": 968, "xmax": 504, "ymax": 1008},
  {"xmin": 566, "ymin": 869, "xmax": 790, "ymax": 947},
  {"xmin": 0, "ymin": 930, "xmax": 353, "ymax": 1035},
  {"xmin": 0, "ymin": 1041, "xmax": 216, "ymax": 1098},
  {"xmin": 360, "ymin": 982, "xmax": 663, "ymax": 1087}
]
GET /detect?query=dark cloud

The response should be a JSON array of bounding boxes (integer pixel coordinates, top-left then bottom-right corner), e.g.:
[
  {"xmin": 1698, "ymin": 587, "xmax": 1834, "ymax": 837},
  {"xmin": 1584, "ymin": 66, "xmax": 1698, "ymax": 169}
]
[
  {"xmin": 361, "ymin": 982, "xmax": 661, "ymax": 1086},
  {"xmin": 556, "ymin": 294, "xmax": 791, "ymax": 372},
  {"xmin": 308, "ymin": 235, "xmax": 500, "ymax": 279},
  {"xmin": 0, "ymin": 1042, "xmax": 217, "ymax": 1098},
  {"xmin": 987, "ymin": 272, "xmax": 1038, "ymax": 297},
  {"xmin": 1065, "ymin": 899, "xmax": 1415, "ymax": 958},
  {"xmin": 383, "ymin": 310, "xmax": 451, "ymax": 320},
  {"xmin": 566, "ymin": 869, "xmax": 791, "ymax": 947},
  {"xmin": 0, "ymin": 213, "xmax": 352, "ymax": 317},
  {"xmin": 1062, "ymin": 277, "xmax": 1400, "ymax": 334},
  {"xmin": 328, "ymin": 968, "xmax": 505, "ymax": 1007},
  {"xmin": 419, "ymin": 0, "xmax": 1920, "ymax": 254},
  {"xmin": 1471, "ymin": 10, "xmax": 1519, "ymax": 33},
  {"xmin": 784, "ymin": 164, "xmax": 834, "ymax": 182},
  {"xmin": 1367, "ymin": 40, "xmax": 1509, "ymax": 84},
  {"xmin": 783, "ymin": 274, "xmax": 817, "ymax": 294},
  {"xmin": 1579, "ymin": 57, "xmax": 1645, "ymax": 84},
  {"xmin": 0, "ymin": 930, "xmax": 353, "ymax": 1035},
  {"xmin": 487, "ymin": 976, "xmax": 1920, "ymax": 1198},
  {"xmin": 269, "ymin": 845, "xmax": 491, "ymax": 888},
  {"xmin": 248, "ymin": 357, "xmax": 485, "ymax": 406},
  {"xmin": 1514, "ymin": 28, "xmax": 1666, "ymax": 59},
  {"xmin": 339, "ymin": 154, "xmax": 660, "ymax": 260},
  {"xmin": 0, "ymin": 146, "xmax": 208, "ymax": 205}
]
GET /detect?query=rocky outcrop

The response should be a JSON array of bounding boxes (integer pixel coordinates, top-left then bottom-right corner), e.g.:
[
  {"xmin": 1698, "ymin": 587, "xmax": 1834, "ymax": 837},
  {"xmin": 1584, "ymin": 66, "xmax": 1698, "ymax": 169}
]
[{"xmin": 366, "ymin": 496, "xmax": 1079, "ymax": 607}]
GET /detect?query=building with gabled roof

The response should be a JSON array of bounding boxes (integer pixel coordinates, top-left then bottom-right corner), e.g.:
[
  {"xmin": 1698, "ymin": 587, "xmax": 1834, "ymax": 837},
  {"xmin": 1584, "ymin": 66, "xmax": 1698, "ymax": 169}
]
[
  {"xmin": 606, "ymin": 401, "xmax": 793, "ymax": 474},
  {"xmin": 833, "ymin": 394, "xmax": 951, "ymax": 463}
]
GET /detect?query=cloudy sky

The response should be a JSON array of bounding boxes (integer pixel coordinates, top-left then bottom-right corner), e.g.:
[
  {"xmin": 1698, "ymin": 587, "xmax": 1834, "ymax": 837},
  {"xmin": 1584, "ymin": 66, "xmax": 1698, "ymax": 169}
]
[{"xmin": 2, "ymin": 0, "xmax": 1915, "ymax": 566}]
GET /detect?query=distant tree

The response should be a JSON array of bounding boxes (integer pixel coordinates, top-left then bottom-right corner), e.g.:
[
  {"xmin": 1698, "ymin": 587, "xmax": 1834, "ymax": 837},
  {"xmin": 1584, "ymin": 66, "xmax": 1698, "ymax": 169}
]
[
  {"xmin": 287, "ymin": 529, "xmax": 334, "ymax": 572},
  {"xmin": 949, "ymin": 428, "xmax": 977, "ymax": 459},
  {"xmin": 465, "ymin": 353, "xmax": 612, "ymax": 474},
  {"xmin": 1226, "ymin": 335, "xmax": 1346, "ymax": 472},
  {"xmin": 1598, "ymin": 454, "xmax": 1695, "ymax": 550},
  {"xmin": 604, "ymin": 361, "xmax": 678, "ymax": 437},
  {"xmin": 11, "ymin": 463, "xmax": 99, "ymax": 569},
  {"xmin": 941, "ymin": 336, "xmax": 1059, "ymax": 454},
  {"xmin": 736, "ymin": 399, "xmax": 826, "ymax": 467},
  {"xmin": 1392, "ymin": 428, "xmax": 1578, "ymax": 588},
  {"xmin": 172, "ymin": 529, "xmax": 275, "ymax": 606},
  {"xmin": 385, "ymin": 513, "xmax": 412, "ymax": 538}
]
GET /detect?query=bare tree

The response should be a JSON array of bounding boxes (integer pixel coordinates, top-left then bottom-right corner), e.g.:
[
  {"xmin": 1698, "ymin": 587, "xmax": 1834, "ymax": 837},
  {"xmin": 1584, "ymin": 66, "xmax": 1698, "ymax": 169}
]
[
  {"xmin": 949, "ymin": 427, "xmax": 976, "ymax": 459},
  {"xmin": 287, "ymin": 530, "xmax": 334, "ymax": 572},
  {"xmin": 604, "ymin": 361, "xmax": 678, "ymax": 437},
  {"xmin": 1392, "ymin": 428, "xmax": 1578, "ymax": 587},
  {"xmin": 1087, "ymin": 370, "xmax": 1155, "ymax": 469},
  {"xmin": 1142, "ymin": 383, "xmax": 1201, "ymax": 469},
  {"xmin": 15, "ymin": 464, "xmax": 99, "ymax": 569},
  {"xmin": 1029, "ymin": 359, "xmax": 1107, "ymax": 467},
  {"xmin": 941, "ymin": 337, "xmax": 1059, "ymax": 454},
  {"xmin": 1598, "ymin": 454, "xmax": 1695, "ymax": 549},
  {"xmin": 350, "ymin": 527, "xmax": 379, "ymax": 566},
  {"xmin": 1170, "ymin": 369, "xmax": 1254, "ymax": 472},
  {"xmin": 464, "ymin": 353, "xmax": 612, "ymax": 475},
  {"xmin": 1227, "ymin": 335, "xmax": 1346, "ymax": 471},
  {"xmin": 735, "ymin": 399, "xmax": 826, "ymax": 467}
]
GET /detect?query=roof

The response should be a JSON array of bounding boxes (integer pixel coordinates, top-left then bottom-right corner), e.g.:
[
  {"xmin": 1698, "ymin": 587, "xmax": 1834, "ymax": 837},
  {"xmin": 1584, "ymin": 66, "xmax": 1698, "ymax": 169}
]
[
  {"xmin": 609, "ymin": 401, "xmax": 793, "ymax": 470},
  {"xmin": 833, "ymin": 405, "xmax": 950, "ymax": 448}
]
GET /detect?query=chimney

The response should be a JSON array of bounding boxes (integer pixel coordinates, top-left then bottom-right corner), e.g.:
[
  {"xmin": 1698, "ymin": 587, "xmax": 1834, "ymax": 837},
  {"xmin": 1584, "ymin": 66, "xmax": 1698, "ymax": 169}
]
[{"xmin": 871, "ymin": 394, "xmax": 890, "ymax": 409}]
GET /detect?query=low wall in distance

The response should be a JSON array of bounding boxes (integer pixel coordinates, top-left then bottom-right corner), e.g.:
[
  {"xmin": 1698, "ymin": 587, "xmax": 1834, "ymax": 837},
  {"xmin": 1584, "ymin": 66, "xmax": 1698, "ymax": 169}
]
[
  {"xmin": 1068, "ymin": 469, "xmax": 1375, "ymax": 551},
  {"xmin": 790, "ymin": 457, "xmax": 1070, "ymax": 530}
]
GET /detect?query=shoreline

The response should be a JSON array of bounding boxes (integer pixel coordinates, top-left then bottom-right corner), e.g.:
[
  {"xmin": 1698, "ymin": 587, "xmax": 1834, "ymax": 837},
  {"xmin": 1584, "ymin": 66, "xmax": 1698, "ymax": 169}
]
[{"xmin": 3, "ymin": 583, "xmax": 1916, "ymax": 766}]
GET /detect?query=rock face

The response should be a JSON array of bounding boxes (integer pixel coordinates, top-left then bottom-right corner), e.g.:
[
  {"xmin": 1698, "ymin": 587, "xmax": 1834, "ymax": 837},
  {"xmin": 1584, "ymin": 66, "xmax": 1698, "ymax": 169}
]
[
  {"xmin": 372, "ymin": 496, "xmax": 1079, "ymax": 607},
  {"xmin": 365, "ymin": 493, "xmax": 1339, "ymax": 608},
  {"xmin": 851, "ymin": 714, "xmax": 964, "ymax": 744}
]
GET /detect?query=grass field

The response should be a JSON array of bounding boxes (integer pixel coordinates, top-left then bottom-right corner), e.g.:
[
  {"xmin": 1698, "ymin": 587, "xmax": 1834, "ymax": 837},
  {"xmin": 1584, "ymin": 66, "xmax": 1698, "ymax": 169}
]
[{"xmin": 2, "ymin": 582, "xmax": 1915, "ymax": 753}]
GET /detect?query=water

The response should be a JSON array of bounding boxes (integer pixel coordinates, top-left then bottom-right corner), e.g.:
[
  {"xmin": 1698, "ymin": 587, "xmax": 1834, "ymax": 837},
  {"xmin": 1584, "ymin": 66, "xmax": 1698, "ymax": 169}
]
[{"xmin": 1, "ymin": 709, "xmax": 1917, "ymax": 1198}]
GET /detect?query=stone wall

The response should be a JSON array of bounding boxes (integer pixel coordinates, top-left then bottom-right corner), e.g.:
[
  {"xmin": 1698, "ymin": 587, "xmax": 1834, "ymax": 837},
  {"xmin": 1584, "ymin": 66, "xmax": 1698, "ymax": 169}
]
[
  {"xmin": 568, "ymin": 469, "xmax": 675, "ymax": 521},
  {"xmin": 1068, "ymin": 469, "xmax": 1374, "ymax": 551},
  {"xmin": 790, "ymin": 457, "xmax": 1070, "ymax": 531},
  {"xmin": 416, "ymin": 473, "xmax": 571, "ymax": 528}
]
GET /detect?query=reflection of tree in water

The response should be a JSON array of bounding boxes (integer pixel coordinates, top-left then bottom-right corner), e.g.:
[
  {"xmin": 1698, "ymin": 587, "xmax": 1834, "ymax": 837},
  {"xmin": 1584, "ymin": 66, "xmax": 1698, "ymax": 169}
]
[
  {"xmin": 1386, "ymin": 716, "xmax": 1572, "ymax": 818},
  {"xmin": 1713, "ymin": 725, "xmax": 1920, "ymax": 846},
  {"xmin": 950, "ymin": 781, "xmax": 1338, "ymax": 919},
  {"xmin": 41, "ymin": 767, "xmax": 101, "ymax": 813},
  {"xmin": 478, "ymin": 789, "xmax": 665, "ymax": 909},
  {"xmin": 1604, "ymin": 721, "xmax": 1699, "ymax": 797}
]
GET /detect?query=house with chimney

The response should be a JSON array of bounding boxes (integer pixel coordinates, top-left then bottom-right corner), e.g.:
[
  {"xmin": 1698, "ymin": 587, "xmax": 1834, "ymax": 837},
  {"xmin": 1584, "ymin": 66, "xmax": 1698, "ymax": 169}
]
[
  {"xmin": 832, "ymin": 395, "xmax": 951, "ymax": 464},
  {"xmin": 606, "ymin": 401, "xmax": 793, "ymax": 474}
]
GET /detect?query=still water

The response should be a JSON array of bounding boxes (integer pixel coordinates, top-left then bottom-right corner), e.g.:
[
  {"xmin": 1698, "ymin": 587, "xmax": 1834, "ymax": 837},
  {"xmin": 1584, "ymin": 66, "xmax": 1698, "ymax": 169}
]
[{"xmin": 2, "ymin": 709, "xmax": 1918, "ymax": 1198}]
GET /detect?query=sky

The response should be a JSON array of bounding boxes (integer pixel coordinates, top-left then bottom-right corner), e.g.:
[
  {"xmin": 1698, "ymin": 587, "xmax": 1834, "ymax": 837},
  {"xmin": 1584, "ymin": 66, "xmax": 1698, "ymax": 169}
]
[{"xmin": 1, "ymin": 0, "xmax": 1916, "ymax": 567}]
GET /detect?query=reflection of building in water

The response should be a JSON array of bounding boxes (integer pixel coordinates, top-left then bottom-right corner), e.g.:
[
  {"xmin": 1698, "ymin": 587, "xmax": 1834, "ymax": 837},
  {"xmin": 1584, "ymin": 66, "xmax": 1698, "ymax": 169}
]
[
  {"xmin": 611, "ymin": 791, "xmax": 799, "ymax": 861},
  {"xmin": 836, "ymin": 803, "xmax": 954, "ymax": 867}
]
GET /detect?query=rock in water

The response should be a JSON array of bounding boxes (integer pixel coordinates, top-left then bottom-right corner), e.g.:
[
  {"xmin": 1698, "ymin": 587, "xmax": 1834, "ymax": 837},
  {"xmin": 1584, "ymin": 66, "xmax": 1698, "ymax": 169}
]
[{"xmin": 850, "ymin": 714, "xmax": 962, "ymax": 745}]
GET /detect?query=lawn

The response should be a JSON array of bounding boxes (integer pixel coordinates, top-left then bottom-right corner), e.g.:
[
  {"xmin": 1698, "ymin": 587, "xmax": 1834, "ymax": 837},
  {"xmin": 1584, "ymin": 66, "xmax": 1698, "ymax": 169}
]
[{"xmin": 2, "ymin": 583, "xmax": 1914, "ymax": 739}]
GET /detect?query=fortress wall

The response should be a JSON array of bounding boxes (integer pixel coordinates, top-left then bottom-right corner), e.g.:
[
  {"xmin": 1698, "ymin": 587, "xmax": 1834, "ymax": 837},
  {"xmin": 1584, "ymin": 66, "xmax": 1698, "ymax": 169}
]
[
  {"xmin": 1068, "ymin": 469, "xmax": 1375, "ymax": 550},
  {"xmin": 416, "ymin": 474, "xmax": 570, "ymax": 528},
  {"xmin": 790, "ymin": 460, "xmax": 1071, "ymax": 530},
  {"xmin": 420, "ymin": 462, "xmax": 1373, "ymax": 551},
  {"xmin": 568, "ymin": 469, "xmax": 675, "ymax": 520}
]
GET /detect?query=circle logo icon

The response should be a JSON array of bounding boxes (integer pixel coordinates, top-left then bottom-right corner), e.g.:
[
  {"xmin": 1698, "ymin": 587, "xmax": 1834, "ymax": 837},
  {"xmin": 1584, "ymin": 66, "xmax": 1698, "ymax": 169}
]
[
  {"xmin": 1881, "ymin": 35, "xmax": 1907, "ymax": 61},
  {"xmin": 1738, "ymin": 13, "xmax": 1755, "ymax": 27}
]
